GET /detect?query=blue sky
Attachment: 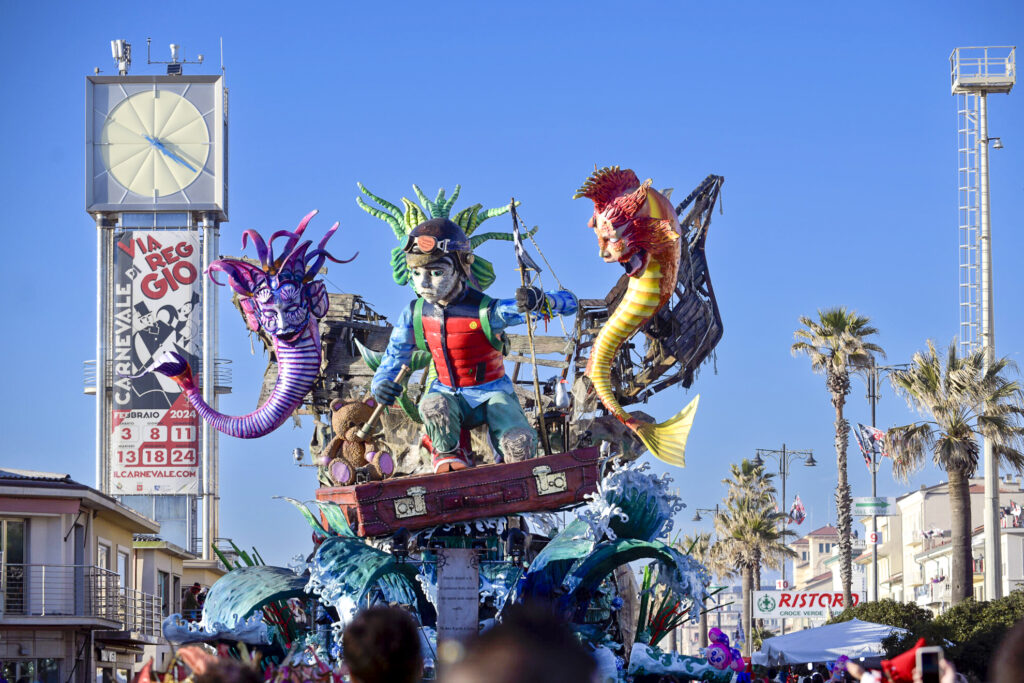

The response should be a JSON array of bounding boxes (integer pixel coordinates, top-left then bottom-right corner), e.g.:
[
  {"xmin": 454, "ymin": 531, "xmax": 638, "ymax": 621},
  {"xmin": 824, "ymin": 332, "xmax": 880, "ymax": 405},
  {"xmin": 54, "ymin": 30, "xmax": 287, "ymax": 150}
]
[{"xmin": 1, "ymin": 2, "xmax": 1022, "ymax": 570}]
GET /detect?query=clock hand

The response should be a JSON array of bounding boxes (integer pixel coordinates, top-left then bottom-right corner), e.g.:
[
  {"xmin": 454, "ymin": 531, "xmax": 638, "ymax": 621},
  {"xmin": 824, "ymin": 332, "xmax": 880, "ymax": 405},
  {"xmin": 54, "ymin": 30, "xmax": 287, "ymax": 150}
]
[{"xmin": 144, "ymin": 135, "xmax": 198, "ymax": 173}]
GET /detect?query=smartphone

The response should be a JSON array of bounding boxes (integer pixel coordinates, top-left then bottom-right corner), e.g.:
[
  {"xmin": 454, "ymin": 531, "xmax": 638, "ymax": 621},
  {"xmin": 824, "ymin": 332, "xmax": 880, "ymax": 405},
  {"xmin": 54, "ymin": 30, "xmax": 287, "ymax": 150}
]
[{"xmin": 916, "ymin": 645, "xmax": 943, "ymax": 683}]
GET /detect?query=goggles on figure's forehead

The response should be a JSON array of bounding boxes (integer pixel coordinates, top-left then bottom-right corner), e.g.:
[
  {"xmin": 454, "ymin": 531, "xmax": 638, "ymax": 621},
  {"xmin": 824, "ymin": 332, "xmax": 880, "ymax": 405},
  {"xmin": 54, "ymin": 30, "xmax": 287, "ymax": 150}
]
[{"xmin": 404, "ymin": 234, "xmax": 453, "ymax": 255}]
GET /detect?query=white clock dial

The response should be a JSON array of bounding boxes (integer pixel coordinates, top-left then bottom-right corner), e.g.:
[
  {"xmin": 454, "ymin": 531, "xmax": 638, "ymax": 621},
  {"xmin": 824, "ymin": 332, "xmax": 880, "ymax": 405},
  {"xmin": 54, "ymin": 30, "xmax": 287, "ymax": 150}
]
[{"xmin": 100, "ymin": 89, "xmax": 210, "ymax": 197}]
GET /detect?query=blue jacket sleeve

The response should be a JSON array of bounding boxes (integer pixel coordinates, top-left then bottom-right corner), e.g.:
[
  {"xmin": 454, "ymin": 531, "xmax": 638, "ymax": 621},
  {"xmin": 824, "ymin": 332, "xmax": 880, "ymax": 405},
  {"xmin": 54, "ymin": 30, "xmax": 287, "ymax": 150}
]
[
  {"xmin": 491, "ymin": 289, "xmax": 579, "ymax": 330},
  {"xmin": 371, "ymin": 303, "xmax": 416, "ymax": 395}
]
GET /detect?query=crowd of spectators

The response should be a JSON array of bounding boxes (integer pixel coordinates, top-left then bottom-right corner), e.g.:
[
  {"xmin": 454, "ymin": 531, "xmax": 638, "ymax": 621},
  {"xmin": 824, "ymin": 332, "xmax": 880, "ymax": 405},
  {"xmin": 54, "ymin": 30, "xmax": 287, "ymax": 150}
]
[{"xmin": 168, "ymin": 605, "xmax": 1024, "ymax": 683}]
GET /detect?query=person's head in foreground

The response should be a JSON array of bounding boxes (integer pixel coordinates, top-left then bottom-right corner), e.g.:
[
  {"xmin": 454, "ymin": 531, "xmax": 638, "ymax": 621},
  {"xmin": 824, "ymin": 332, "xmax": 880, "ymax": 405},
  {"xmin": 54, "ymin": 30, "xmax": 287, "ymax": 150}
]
[
  {"xmin": 441, "ymin": 603, "xmax": 596, "ymax": 683},
  {"xmin": 990, "ymin": 617, "xmax": 1024, "ymax": 683},
  {"xmin": 191, "ymin": 660, "xmax": 262, "ymax": 683},
  {"xmin": 342, "ymin": 605, "xmax": 422, "ymax": 683}
]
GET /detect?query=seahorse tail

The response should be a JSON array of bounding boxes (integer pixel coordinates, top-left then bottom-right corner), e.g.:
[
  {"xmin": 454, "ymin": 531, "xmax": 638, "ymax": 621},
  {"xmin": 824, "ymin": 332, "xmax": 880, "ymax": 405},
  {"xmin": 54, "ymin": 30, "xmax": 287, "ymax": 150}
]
[{"xmin": 629, "ymin": 395, "xmax": 700, "ymax": 467}]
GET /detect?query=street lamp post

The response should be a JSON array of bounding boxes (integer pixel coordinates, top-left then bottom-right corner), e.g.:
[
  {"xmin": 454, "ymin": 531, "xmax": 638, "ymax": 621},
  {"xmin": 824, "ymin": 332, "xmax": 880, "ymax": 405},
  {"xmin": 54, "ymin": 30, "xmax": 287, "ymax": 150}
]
[
  {"xmin": 862, "ymin": 362, "xmax": 909, "ymax": 603},
  {"xmin": 754, "ymin": 444, "xmax": 815, "ymax": 637},
  {"xmin": 692, "ymin": 505, "xmax": 721, "ymax": 523}
]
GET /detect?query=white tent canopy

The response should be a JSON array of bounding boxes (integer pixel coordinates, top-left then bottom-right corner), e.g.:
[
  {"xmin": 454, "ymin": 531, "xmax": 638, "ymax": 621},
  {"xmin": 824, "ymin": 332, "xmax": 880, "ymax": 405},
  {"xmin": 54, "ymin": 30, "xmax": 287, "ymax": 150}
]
[{"xmin": 752, "ymin": 618, "xmax": 908, "ymax": 666}]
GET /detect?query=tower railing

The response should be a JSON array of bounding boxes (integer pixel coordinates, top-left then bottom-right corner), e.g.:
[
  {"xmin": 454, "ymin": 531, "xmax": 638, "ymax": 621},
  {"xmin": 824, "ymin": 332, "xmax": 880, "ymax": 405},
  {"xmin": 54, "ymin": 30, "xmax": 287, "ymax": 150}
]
[
  {"xmin": 951, "ymin": 47, "xmax": 1016, "ymax": 94},
  {"xmin": 82, "ymin": 357, "xmax": 232, "ymax": 392}
]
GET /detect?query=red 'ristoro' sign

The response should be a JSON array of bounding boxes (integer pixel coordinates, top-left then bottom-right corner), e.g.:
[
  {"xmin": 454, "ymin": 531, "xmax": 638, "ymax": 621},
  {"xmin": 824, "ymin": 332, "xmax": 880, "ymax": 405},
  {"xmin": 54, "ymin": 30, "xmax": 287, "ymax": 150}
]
[{"xmin": 752, "ymin": 590, "xmax": 863, "ymax": 619}]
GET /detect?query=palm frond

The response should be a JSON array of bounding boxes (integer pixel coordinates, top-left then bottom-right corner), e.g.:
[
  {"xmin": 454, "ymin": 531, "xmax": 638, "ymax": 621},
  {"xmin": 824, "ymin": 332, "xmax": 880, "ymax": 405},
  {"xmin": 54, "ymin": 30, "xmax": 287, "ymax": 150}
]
[
  {"xmin": 885, "ymin": 423, "xmax": 935, "ymax": 481},
  {"xmin": 792, "ymin": 307, "xmax": 884, "ymax": 385},
  {"xmin": 886, "ymin": 339, "xmax": 1024, "ymax": 480}
]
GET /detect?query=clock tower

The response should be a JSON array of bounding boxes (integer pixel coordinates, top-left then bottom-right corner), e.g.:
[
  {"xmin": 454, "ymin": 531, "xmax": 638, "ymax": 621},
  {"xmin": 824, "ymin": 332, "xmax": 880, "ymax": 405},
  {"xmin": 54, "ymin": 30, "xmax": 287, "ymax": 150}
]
[{"xmin": 86, "ymin": 39, "xmax": 228, "ymax": 560}]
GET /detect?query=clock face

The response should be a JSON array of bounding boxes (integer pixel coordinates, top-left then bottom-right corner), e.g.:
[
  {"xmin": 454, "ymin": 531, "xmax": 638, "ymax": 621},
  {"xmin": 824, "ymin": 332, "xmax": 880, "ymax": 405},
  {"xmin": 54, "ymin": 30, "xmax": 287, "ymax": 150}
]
[
  {"xmin": 87, "ymin": 76, "xmax": 226, "ymax": 217},
  {"xmin": 100, "ymin": 90, "xmax": 210, "ymax": 197}
]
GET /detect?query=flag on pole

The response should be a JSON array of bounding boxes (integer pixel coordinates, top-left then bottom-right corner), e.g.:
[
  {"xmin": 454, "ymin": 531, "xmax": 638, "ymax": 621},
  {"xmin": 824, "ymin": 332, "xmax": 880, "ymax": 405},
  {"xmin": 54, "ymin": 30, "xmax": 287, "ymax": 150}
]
[
  {"xmin": 853, "ymin": 423, "xmax": 888, "ymax": 470},
  {"xmin": 510, "ymin": 206, "xmax": 542, "ymax": 275},
  {"xmin": 789, "ymin": 495, "xmax": 807, "ymax": 525}
]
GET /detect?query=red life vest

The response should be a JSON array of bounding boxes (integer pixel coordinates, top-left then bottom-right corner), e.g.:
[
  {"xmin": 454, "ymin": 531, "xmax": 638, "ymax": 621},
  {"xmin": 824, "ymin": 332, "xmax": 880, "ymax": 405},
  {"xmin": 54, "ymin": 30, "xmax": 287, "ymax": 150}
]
[{"xmin": 413, "ymin": 289, "xmax": 506, "ymax": 388}]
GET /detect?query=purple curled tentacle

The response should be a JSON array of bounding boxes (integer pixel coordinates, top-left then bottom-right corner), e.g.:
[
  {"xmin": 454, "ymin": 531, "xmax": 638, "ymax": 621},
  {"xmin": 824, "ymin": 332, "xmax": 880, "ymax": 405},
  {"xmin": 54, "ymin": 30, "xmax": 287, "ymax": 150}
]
[
  {"xmin": 316, "ymin": 221, "xmax": 340, "ymax": 252},
  {"xmin": 304, "ymin": 223, "xmax": 356, "ymax": 280},
  {"xmin": 266, "ymin": 229, "xmax": 298, "ymax": 271},
  {"xmin": 241, "ymin": 230, "xmax": 270, "ymax": 266},
  {"xmin": 268, "ymin": 210, "xmax": 319, "ymax": 269},
  {"xmin": 294, "ymin": 209, "xmax": 318, "ymax": 238},
  {"xmin": 170, "ymin": 210, "xmax": 350, "ymax": 439},
  {"xmin": 153, "ymin": 351, "xmax": 189, "ymax": 378},
  {"xmin": 206, "ymin": 259, "xmax": 267, "ymax": 296},
  {"xmin": 172, "ymin": 323, "xmax": 322, "ymax": 439}
]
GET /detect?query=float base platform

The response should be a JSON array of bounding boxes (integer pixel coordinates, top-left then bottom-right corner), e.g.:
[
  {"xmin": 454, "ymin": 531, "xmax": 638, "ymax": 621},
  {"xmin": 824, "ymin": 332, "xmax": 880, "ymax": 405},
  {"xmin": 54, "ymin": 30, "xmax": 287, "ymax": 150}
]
[{"xmin": 315, "ymin": 447, "xmax": 601, "ymax": 537}]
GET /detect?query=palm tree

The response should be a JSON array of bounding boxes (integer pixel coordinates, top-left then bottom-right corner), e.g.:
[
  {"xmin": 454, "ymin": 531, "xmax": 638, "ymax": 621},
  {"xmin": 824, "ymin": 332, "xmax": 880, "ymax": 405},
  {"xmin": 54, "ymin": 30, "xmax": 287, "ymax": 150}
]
[
  {"xmin": 722, "ymin": 460, "xmax": 790, "ymax": 592},
  {"xmin": 724, "ymin": 460, "xmax": 777, "ymax": 510},
  {"xmin": 680, "ymin": 531, "xmax": 734, "ymax": 652},
  {"xmin": 792, "ymin": 307, "xmax": 884, "ymax": 612},
  {"xmin": 714, "ymin": 499, "xmax": 795, "ymax": 657},
  {"xmin": 885, "ymin": 341, "xmax": 1024, "ymax": 603}
]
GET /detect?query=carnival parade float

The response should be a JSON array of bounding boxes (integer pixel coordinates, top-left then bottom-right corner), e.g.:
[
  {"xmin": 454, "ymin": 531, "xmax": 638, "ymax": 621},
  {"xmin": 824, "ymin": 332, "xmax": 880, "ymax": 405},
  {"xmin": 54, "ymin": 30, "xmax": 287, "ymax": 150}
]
[{"xmin": 157, "ymin": 167, "xmax": 737, "ymax": 681}]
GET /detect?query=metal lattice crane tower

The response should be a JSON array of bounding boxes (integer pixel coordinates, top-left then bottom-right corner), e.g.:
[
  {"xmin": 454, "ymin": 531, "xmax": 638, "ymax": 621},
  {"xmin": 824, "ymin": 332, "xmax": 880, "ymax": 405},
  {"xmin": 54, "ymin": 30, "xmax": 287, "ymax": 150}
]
[
  {"xmin": 950, "ymin": 45, "xmax": 1015, "ymax": 600},
  {"xmin": 956, "ymin": 89, "xmax": 981, "ymax": 355}
]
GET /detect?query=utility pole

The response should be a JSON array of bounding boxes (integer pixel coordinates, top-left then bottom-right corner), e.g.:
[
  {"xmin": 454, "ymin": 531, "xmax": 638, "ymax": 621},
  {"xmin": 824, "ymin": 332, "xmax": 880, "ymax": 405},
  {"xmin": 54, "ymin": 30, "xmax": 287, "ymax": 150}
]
[{"xmin": 864, "ymin": 362, "xmax": 908, "ymax": 602}]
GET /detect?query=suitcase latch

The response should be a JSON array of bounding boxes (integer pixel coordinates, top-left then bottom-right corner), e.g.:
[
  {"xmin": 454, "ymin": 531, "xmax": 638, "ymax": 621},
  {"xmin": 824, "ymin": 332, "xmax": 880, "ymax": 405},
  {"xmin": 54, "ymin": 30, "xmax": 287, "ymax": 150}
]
[
  {"xmin": 532, "ymin": 465, "xmax": 567, "ymax": 496},
  {"xmin": 394, "ymin": 486, "xmax": 427, "ymax": 519}
]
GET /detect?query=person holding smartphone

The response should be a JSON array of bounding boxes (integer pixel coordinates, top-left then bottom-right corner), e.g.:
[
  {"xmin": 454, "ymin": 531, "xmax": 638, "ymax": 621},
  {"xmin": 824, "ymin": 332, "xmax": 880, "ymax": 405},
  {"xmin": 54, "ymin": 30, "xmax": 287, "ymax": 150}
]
[{"xmin": 843, "ymin": 649, "xmax": 957, "ymax": 683}]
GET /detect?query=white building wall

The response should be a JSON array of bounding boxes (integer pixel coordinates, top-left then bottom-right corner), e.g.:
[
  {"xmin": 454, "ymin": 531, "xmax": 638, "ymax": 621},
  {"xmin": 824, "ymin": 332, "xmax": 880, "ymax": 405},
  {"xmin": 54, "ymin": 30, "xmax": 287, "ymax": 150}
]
[{"xmin": 1002, "ymin": 531, "xmax": 1024, "ymax": 594}]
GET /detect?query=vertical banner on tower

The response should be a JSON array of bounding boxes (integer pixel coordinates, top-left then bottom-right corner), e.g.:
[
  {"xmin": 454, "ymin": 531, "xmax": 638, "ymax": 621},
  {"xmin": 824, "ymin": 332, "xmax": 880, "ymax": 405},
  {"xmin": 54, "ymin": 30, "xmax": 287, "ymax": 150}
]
[{"xmin": 110, "ymin": 230, "xmax": 202, "ymax": 495}]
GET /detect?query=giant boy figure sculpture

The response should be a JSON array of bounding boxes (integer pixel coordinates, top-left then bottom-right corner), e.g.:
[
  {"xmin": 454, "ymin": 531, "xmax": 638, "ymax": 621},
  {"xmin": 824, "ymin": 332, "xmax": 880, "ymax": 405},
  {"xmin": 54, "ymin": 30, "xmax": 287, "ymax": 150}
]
[{"xmin": 372, "ymin": 218, "xmax": 578, "ymax": 473}]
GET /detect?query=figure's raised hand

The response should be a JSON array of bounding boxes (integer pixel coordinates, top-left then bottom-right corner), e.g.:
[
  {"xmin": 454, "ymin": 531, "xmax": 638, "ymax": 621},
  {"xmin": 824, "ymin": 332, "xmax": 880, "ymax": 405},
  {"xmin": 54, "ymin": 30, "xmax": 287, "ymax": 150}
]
[
  {"xmin": 373, "ymin": 378, "xmax": 403, "ymax": 406},
  {"xmin": 516, "ymin": 286, "xmax": 544, "ymax": 312}
]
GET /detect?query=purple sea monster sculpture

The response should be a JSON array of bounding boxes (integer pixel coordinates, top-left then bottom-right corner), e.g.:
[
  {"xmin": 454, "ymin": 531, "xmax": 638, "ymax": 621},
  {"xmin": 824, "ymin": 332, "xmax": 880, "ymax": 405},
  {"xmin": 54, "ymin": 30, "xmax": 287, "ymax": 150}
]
[{"xmin": 154, "ymin": 210, "xmax": 355, "ymax": 438}]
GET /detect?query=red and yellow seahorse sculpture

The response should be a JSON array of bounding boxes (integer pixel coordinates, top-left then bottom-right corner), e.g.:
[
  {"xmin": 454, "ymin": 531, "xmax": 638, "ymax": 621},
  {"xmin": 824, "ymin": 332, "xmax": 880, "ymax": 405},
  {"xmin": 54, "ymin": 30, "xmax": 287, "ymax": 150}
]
[{"xmin": 574, "ymin": 166, "xmax": 699, "ymax": 467}]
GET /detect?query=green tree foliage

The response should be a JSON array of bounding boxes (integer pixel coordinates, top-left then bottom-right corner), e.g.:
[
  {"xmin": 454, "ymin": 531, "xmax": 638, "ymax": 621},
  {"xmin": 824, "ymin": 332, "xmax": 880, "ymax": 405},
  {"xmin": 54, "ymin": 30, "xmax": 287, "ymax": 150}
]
[
  {"xmin": 714, "ymin": 459, "xmax": 796, "ymax": 656},
  {"xmin": 751, "ymin": 626, "xmax": 776, "ymax": 652},
  {"xmin": 826, "ymin": 598, "xmax": 936, "ymax": 631},
  {"xmin": 842, "ymin": 591, "xmax": 1024, "ymax": 682},
  {"xmin": 932, "ymin": 592, "xmax": 1024, "ymax": 682}
]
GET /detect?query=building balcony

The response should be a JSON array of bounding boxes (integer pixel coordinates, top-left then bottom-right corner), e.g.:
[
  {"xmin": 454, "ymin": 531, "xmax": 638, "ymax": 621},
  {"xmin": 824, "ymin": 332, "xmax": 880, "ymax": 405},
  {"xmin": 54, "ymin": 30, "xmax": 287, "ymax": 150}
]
[
  {"xmin": 914, "ymin": 579, "xmax": 950, "ymax": 606},
  {"xmin": 922, "ymin": 534, "xmax": 952, "ymax": 552},
  {"xmin": 0, "ymin": 564, "xmax": 162, "ymax": 638}
]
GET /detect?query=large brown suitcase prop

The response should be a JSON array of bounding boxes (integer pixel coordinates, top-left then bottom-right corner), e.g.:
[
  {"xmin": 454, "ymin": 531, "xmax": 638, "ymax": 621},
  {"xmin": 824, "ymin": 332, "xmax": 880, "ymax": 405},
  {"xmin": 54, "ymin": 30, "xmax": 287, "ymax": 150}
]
[{"xmin": 315, "ymin": 447, "xmax": 601, "ymax": 537}]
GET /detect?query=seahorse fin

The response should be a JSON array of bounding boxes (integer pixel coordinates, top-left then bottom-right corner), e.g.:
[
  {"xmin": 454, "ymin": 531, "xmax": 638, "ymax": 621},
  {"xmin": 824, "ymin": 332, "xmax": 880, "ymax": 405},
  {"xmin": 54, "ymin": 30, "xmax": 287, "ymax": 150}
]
[{"xmin": 632, "ymin": 395, "xmax": 699, "ymax": 467}]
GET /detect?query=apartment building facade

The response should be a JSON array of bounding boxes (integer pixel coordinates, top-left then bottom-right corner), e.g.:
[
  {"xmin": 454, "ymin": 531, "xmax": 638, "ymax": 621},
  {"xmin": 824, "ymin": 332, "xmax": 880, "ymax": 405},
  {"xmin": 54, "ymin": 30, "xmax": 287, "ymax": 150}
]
[
  {"xmin": 0, "ymin": 468, "xmax": 207, "ymax": 683},
  {"xmin": 855, "ymin": 476, "xmax": 1024, "ymax": 613}
]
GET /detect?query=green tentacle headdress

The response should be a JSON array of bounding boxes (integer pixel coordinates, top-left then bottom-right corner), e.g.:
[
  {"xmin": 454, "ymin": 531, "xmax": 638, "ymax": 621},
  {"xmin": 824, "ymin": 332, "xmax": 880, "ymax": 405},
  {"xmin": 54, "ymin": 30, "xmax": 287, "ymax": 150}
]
[{"xmin": 357, "ymin": 182, "xmax": 536, "ymax": 291}]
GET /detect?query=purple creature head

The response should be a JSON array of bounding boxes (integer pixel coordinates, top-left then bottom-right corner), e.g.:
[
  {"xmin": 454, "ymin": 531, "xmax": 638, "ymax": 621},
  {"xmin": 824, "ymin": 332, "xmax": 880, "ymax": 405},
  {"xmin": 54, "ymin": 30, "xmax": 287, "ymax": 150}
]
[{"xmin": 208, "ymin": 211, "xmax": 356, "ymax": 341}]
